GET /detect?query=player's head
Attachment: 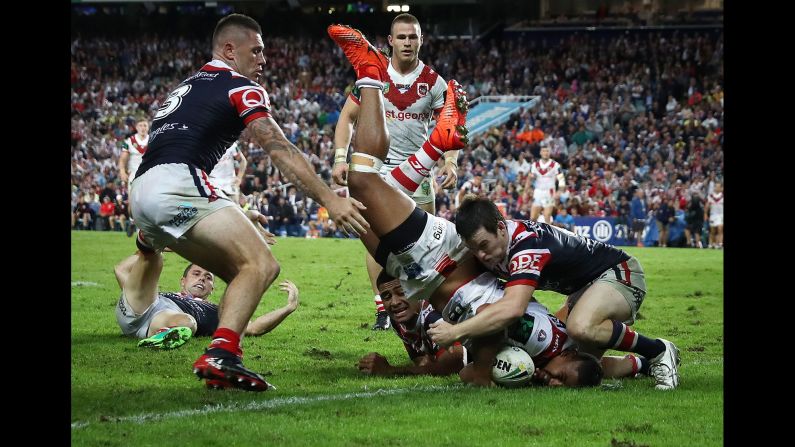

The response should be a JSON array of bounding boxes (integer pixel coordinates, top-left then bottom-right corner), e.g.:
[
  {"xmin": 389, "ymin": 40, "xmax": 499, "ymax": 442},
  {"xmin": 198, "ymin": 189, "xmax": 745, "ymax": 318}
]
[
  {"xmin": 539, "ymin": 144, "xmax": 550, "ymax": 160},
  {"xmin": 376, "ymin": 271, "xmax": 420, "ymax": 326},
  {"xmin": 455, "ymin": 196, "xmax": 509, "ymax": 270},
  {"xmin": 212, "ymin": 13, "xmax": 265, "ymax": 83},
  {"xmin": 180, "ymin": 263, "xmax": 215, "ymax": 299},
  {"xmin": 532, "ymin": 349, "xmax": 603, "ymax": 388},
  {"xmin": 388, "ymin": 13, "xmax": 422, "ymax": 65},
  {"xmin": 714, "ymin": 182, "xmax": 722, "ymax": 193},
  {"xmin": 135, "ymin": 119, "xmax": 149, "ymax": 135}
]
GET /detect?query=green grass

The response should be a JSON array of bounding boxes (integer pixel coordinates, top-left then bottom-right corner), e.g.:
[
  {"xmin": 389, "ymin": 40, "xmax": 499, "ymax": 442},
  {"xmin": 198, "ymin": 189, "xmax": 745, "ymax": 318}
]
[{"xmin": 71, "ymin": 231, "xmax": 723, "ymax": 446}]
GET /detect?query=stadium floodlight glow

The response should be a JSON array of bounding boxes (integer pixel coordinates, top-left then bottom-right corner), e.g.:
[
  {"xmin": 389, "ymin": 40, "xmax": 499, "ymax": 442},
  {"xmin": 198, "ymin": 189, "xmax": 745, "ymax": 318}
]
[
  {"xmin": 387, "ymin": 5, "xmax": 400, "ymax": 12},
  {"xmin": 401, "ymin": 5, "xmax": 410, "ymax": 12}
]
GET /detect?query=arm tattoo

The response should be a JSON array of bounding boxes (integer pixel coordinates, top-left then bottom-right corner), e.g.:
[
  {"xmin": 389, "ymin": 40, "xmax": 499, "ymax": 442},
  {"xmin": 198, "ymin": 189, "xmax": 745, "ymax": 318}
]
[{"xmin": 249, "ymin": 118, "xmax": 329, "ymax": 203}]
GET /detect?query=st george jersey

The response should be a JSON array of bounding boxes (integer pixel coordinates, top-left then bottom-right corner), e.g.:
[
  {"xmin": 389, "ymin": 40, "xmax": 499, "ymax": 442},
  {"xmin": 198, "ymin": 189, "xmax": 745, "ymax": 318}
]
[
  {"xmin": 121, "ymin": 133, "xmax": 149, "ymax": 182},
  {"xmin": 505, "ymin": 300, "xmax": 576, "ymax": 367},
  {"xmin": 136, "ymin": 60, "xmax": 271, "ymax": 179},
  {"xmin": 530, "ymin": 159, "xmax": 561, "ymax": 195},
  {"xmin": 159, "ymin": 292, "xmax": 219, "ymax": 336},
  {"xmin": 707, "ymin": 192, "xmax": 723, "ymax": 217},
  {"xmin": 496, "ymin": 219, "xmax": 630, "ymax": 295},
  {"xmin": 350, "ymin": 60, "xmax": 445, "ymax": 170},
  {"xmin": 391, "ymin": 300, "xmax": 446, "ymax": 360}
]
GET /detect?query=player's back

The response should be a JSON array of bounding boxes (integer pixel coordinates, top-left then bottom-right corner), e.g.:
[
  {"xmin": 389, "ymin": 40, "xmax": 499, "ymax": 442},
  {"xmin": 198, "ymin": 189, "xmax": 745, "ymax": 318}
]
[{"xmin": 137, "ymin": 61, "xmax": 271, "ymax": 179}]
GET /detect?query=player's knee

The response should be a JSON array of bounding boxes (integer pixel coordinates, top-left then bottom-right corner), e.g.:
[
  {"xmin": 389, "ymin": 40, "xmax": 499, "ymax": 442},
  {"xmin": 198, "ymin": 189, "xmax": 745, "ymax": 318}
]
[
  {"xmin": 565, "ymin": 316, "xmax": 596, "ymax": 343},
  {"xmin": 168, "ymin": 313, "xmax": 197, "ymax": 333}
]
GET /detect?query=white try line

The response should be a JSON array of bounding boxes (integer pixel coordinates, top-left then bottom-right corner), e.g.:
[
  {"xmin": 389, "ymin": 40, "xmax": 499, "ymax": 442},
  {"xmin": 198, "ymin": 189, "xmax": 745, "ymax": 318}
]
[{"xmin": 71, "ymin": 384, "xmax": 462, "ymax": 430}]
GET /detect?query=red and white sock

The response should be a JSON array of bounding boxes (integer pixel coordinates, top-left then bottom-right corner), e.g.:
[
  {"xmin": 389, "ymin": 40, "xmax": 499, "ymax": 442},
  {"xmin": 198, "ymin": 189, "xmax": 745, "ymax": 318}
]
[
  {"xmin": 374, "ymin": 294, "xmax": 385, "ymax": 313},
  {"xmin": 386, "ymin": 140, "xmax": 444, "ymax": 195}
]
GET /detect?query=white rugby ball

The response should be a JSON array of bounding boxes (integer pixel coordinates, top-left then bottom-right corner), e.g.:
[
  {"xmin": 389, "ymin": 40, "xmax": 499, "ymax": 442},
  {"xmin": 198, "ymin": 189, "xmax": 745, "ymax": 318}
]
[{"xmin": 492, "ymin": 345, "xmax": 535, "ymax": 388}]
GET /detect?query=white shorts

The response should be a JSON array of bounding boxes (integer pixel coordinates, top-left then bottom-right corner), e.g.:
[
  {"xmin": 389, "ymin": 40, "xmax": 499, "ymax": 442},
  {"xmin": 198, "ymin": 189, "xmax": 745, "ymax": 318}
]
[
  {"xmin": 533, "ymin": 188, "xmax": 555, "ymax": 207},
  {"xmin": 115, "ymin": 292, "xmax": 182, "ymax": 339},
  {"xmin": 130, "ymin": 163, "xmax": 235, "ymax": 250},
  {"xmin": 381, "ymin": 163, "xmax": 435, "ymax": 205},
  {"xmin": 709, "ymin": 213, "xmax": 723, "ymax": 227},
  {"xmin": 383, "ymin": 213, "xmax": 471, "ymax": 302},
  {"xmin": 441, "ymin": 271, "xmax": 505, "ymax": 324}
]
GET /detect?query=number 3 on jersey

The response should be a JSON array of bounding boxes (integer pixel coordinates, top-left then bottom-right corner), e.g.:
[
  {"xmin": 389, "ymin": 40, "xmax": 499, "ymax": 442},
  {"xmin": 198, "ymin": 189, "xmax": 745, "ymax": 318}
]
[{"xmin": 154, "ymin": 84, "xmax": 192, "ymax": 119}]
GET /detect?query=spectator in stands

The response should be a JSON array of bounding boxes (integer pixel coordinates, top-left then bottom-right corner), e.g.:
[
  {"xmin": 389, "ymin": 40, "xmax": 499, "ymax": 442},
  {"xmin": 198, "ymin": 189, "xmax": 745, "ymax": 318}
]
[{"xmin": 551, "ymin": 207, "xmax": 576, "ymax": 232}]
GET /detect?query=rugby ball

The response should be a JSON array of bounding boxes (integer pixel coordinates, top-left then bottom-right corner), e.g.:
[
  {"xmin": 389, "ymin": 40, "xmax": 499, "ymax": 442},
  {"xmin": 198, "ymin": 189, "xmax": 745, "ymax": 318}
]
[{"xmin": 492, "ymin": 345, "xmax": 535, "ymax": 388}]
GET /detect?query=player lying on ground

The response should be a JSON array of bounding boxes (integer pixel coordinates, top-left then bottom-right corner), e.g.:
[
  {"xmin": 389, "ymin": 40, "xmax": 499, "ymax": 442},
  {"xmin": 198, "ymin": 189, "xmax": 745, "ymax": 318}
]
[
  {"xmin": 357, "ymin": 271, "xmax": 465, "ymax": 377},
  {"xmin": 428, "ymin": 197, "xmax": 681, "ymax": 390},
  {"xmin": 114, "ymin": 214, "xmax": 299, "ymax": 360}
]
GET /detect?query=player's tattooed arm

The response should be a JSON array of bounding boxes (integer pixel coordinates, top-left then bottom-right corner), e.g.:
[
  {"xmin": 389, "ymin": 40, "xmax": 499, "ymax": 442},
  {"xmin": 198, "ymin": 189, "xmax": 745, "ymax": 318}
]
[{"xmin": 248, "ymin": 117, "xmax": 335, "ymax": 204}]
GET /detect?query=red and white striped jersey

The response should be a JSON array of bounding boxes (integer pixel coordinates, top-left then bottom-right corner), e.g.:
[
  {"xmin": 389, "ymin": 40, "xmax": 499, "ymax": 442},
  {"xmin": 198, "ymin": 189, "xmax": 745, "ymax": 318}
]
[
  {"xmin": 122, "ymin": 133, "xmax": 149, "ymax": 182},
  {"xmin": 707, "ymin": 192, "xmax": 723, "ymax": 216}
]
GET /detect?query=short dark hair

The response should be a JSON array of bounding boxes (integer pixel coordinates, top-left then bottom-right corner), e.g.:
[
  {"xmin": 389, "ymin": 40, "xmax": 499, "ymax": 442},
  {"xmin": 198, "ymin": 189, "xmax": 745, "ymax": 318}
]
[
  {"xmin": 455, "ymin": 196, "xmax": 504, "ymax": 241},
  {"xmin": 182, "ymin": 264, "xmax": 195, "ymax": 278},
  {"xmin": 212, "ymin": 13, "xmax": 262, "ymax": 48},
  {"xmin": 570, "ymin": 351, "xmax": 604, "ymax": 387},
  {"xmin": 376, "ymin": 270, "xmax": 396, "ymax": 290},
  {"xmin": 391, "ymin": 13, "xmax": 420, "ymax": 34}
]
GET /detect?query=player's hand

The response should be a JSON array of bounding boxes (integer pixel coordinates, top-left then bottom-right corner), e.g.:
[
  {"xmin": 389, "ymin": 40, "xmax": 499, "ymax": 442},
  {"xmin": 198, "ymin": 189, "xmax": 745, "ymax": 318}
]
[
  {"xmin": 332, "ymin": 162, "xmax": 349, "ymax": 186},
  {"xmin": 120, "ymin": 171, "xmax": 129, "ymax": 183},
  {"xmin": 438, "ymin": 163, "xmax": 458, "ymax": 190},
  {"xmin": 279, "ymin": 280, "xmax": 299, "ymax": 311},
  {"xmin": 459, "ymin": 363, "xmax": 496, "ymax": 387},
  {"xmin": 357, "ymin": 352, "xmax": 392, "ymax": 375},
  {"xmin": 428, "ymin": 320, "xmax": 457, "ymax": 347},
  {"xmin": 245, "ymin": 209, "xmax": 277, "ymax": 245},
  {"xmin": 325, "ymin": 196, "xmax": 369, "ymax": 237}
]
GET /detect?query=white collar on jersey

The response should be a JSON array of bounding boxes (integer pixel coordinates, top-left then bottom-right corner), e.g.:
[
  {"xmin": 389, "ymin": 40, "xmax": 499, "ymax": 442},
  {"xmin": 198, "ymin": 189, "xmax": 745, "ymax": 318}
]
[
  {"xmin": 207, "ymin": 59, "xmax": 233, "ymax": 70},
  {"xmin": 387, "ymin": 59, "xmax": 425, "ymax": 83}
]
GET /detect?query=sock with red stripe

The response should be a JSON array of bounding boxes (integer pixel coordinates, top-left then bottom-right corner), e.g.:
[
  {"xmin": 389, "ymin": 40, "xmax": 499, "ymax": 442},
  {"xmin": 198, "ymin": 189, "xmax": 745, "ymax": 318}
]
[
  {"xmin": 386, "ymin": 140, "xmax": 444, "ymax": 195},
  {"xmin": 374, "ymin": 294, "xmax": 384, "ymax": 313},
  {"xmin": 605, "ymin": 320, "xmax": 665, "ymax": 359},
  {"xmin": 624, "ymin": 354, "xmax": 651, "ymax": 376},
  {"xmin": 208, "ymin": 327, "xmax": 243, "ymax": 358}
]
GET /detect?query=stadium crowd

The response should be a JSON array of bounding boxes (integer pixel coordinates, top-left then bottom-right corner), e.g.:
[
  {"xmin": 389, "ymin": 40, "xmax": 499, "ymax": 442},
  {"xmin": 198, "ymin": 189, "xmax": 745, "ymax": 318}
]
[{"xmin": 71, "ymin": 28, "xmax": 723, "ymax": 248}]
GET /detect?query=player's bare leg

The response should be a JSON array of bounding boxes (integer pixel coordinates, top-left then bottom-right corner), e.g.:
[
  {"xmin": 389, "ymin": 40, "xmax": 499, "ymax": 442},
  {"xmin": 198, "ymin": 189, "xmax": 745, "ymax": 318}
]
[
  {"xmin": 530, "ymin": 204, "xmax": 542, "ymax": 221},
  {"xmin": 170, "ymin": 206, "xmax": 278, "ymax": 391}
]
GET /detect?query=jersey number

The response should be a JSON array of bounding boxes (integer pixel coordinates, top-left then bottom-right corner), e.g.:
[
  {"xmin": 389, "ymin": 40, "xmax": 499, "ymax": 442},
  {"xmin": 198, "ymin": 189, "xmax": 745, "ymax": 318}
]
[{"xmin": 154, "ymin": 84, "xmax": 192, "ymax": 119}]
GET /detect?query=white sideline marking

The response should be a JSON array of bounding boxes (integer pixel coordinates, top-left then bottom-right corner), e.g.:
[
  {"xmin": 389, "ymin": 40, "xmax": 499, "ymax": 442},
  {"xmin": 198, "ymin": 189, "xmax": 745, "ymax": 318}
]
[
  {"xmin": 71, "ymin": 281, "xmax": 100, "ymax": 287},
  {"xmin": 72, "ymin": 384, "xmax": 460, "ymax": 429}
]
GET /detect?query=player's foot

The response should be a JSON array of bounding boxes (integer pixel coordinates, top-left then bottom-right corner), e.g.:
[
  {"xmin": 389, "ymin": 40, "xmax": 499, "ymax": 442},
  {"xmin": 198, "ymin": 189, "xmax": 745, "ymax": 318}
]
[
  {"xmin": 327, "ymin": 24, "xmax": 388, "ymax": 81},
  {"xmin": 429, "ymin": 80, "xmax": 469, "ymax": 151},
  {"xmin": 137, "ymin": 326, "xmax": 192, "ymax": 349},
  {"xmin": 372, "ymin": 310, "xmax": 391, "ymax": 331},
  {"xmin": 193, "ymin": 347, "xmax": 273, "ymax": 392},
  {"xmin": 649, "ymin": 338, "xmax": 680, "ymax": 390}
]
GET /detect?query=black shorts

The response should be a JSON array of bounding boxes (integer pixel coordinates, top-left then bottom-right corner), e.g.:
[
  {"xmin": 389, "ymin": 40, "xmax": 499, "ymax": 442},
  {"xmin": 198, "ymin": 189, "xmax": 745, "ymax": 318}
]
[{"xmin": 374, "ymin": 207, "xmax": 427, "ymax": 268}]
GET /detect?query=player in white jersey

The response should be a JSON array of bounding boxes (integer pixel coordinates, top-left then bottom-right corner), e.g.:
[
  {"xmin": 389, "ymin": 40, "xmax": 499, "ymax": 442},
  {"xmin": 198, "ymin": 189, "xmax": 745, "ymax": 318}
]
[
  {"xmin": 332, "ymin": 13, "xmax": 460, "ymax": 331},
  {"xmin": 209, "ymin": 141, "xmax": 248, "ymax": 205},
  {"xmin": 526, "ymin": 143, "xmax": 565, "ymax": 223},
  {"xmin": 704, "ymin": 182, "xmax": 723, "ymax": 248},
  {"xmin": 118, "ymin": 119, "xmax": 150, "ymax": 185},
  {"xmin": 118, "ymin": 118, "xmax": 150, "ymax": 236}
]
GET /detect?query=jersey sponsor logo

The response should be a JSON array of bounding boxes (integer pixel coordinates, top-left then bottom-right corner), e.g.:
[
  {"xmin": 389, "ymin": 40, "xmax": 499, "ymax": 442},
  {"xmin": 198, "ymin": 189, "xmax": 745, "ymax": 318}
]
[
  {"xmin": 431, "ymin": 219, "xmax": 444, "ymax": 240},
  {"xmin": 185, "ymin": 71, "xmax": 219, "ymax": 82},
  {"xmin": 117, "ymin": 295, "xmax": 127, "ymax": 316},
  {"xmin": 229, "ymin": 85, "xmax": 270, "ymax": 116},
  {"xmin": 421, "ymin": 179, "xmax": 431, "ymax": 196},
  {"xmin": 169, "ymin": 202, "xmax": 198, "ymax": 227},
  {"xmin": 592, "ymin": 220, "xmax": 613, "ymax": 242},
  {"xmin": 417, "ymin": 82, "xmax": 429, "ymax": 97},
  {"xmin": 509, "ymin": 249, "xmax": 551, "ymax": 276},
  {"xmin": 384, "ymin": 110, "xmax": 431, "ymax": 121},
  {"xmin": 149, "ymin": 122, "xmax": 182, "ymax": 143},
  {"xmin": 154, "ymin": 84, "xmax": 192, "ymax": 120}
]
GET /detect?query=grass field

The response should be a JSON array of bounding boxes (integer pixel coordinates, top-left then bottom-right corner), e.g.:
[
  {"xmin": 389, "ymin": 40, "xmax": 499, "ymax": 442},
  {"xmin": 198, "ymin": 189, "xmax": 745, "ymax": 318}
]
[{"xmin": 71, "ymin": 231, "xmax": 723, "ymax": 446}]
